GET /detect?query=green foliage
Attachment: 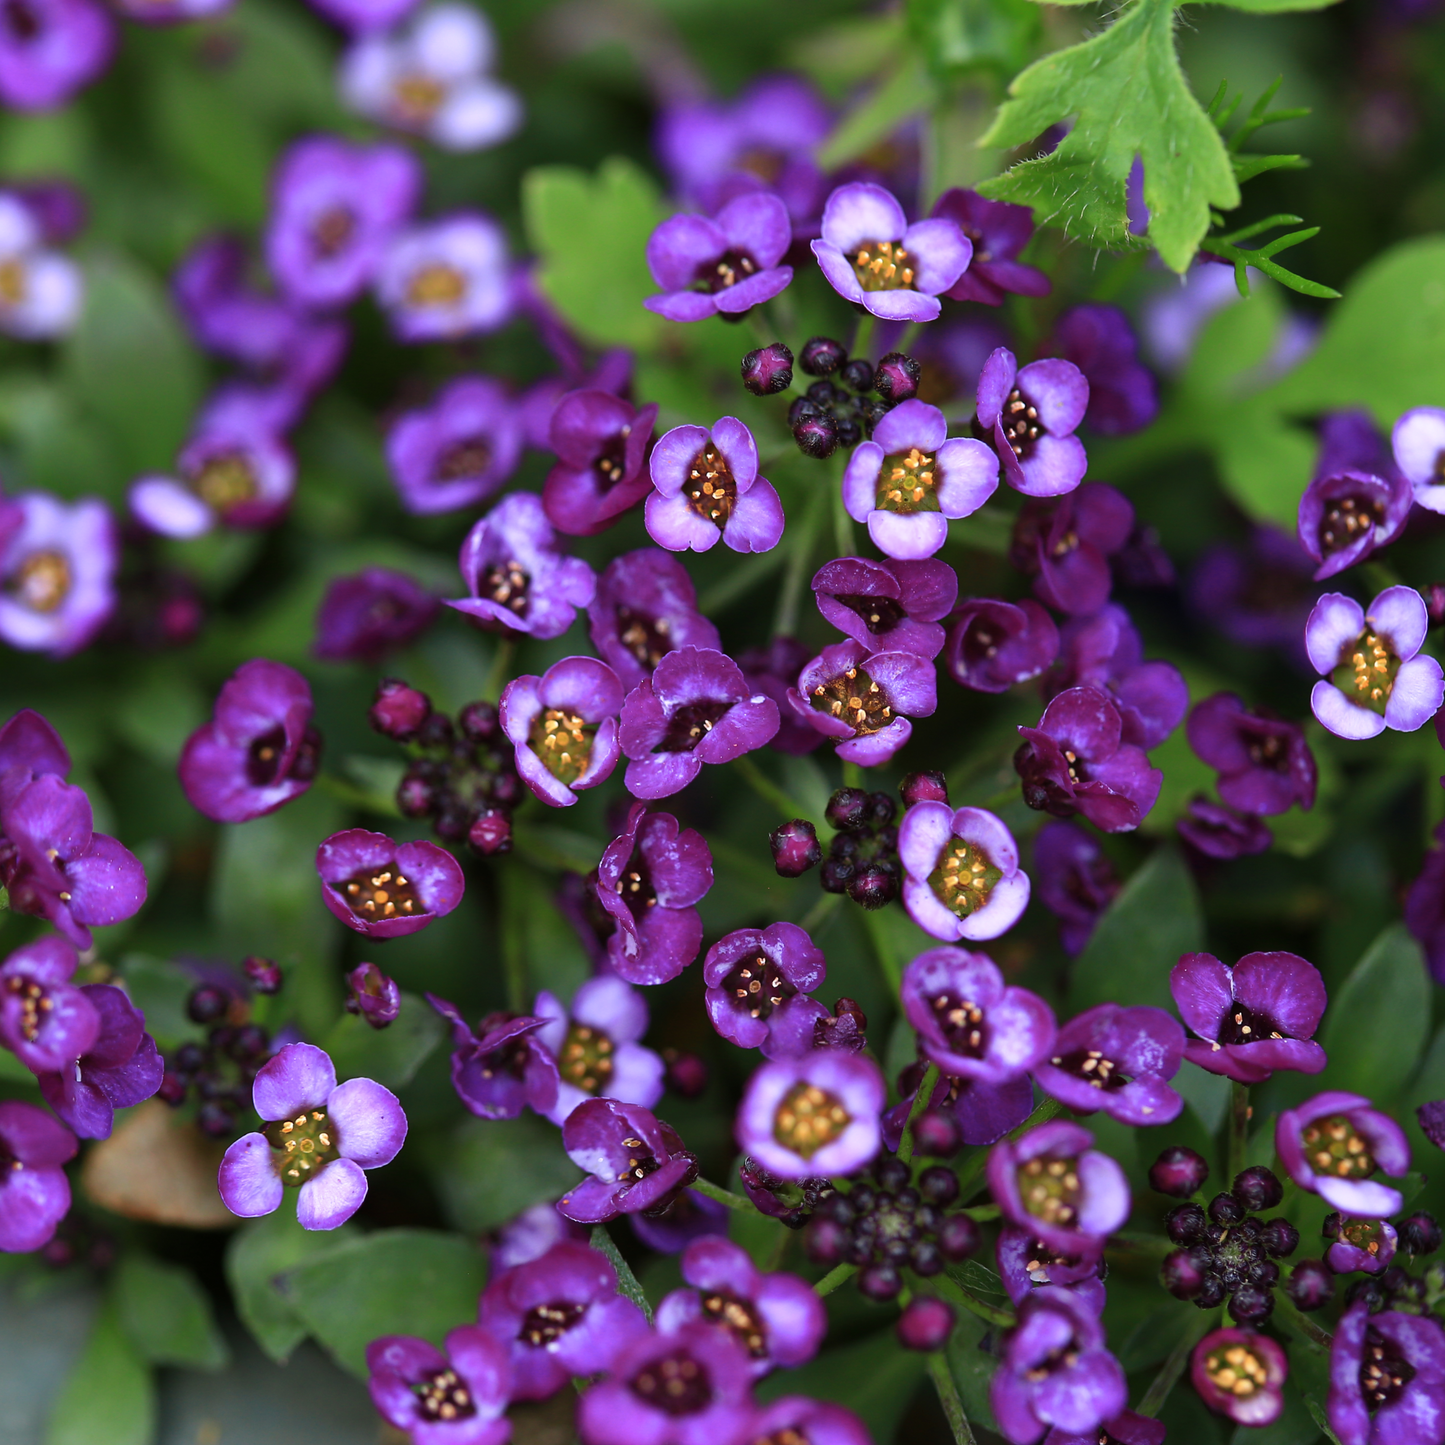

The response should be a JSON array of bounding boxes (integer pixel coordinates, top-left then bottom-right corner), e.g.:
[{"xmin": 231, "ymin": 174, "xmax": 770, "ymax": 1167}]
[
  {"xmin": 906, "ymin": 0, "xmax": 1042, "ymax": 81},
  {"xmin": 45, "ymin": 1306, "xmax": 155, "ymax": 1445},
  {"xmin": 112, "ymin": 1253, "xmax": 229, "ymax": 1370},
  {"xmin": 322, "ymin": 990, "xmax": 445, "ymax": 1092},
  {"xmin": 429, "ymin": 1113, "xmax": 582, "ymax": 1235}
]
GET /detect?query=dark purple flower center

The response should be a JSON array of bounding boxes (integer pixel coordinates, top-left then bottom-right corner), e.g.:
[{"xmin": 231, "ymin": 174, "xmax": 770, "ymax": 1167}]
[
  {"xmin": 685, "ymin": 443, "xmax": 738, "ymax": 529},
  {"xmin": 1242, "ymin": 724, "xmax": 1291, "ymax": 774},
  {"xmin": 875, "ymin": 446, "xmax": 940, "ymax": 514},
  {"xmin": 1204, "ymin": 1341, "xmax": 1270, "ymax": 1403},
  {"xmin": 4, "ymin": 973, "xmax": 52, "ymax": 1042},
  {"xmin": 1361, "ymin": 1328, "xmax": 1415, "ymax": 1412},
  {"xmin": 959, "ymin": 615, "xmax": 1005, "ymax": 668},
  {"xmin": 629, "ymin": 1348, "xmax": 713, "ymax": 1416},
  {"xmin": 611, "ymin": 850, "xmax": 657, "ymax": 919},
  {"xmin": 808, "ymin": 663, "xmax": 893, "ymax": 736},
  {"xmin": 701, "ymin": 1290, "xmax": 768, "ymax": 1356},
  {"xmin": 615, "ymin": 605, "xmax": 672, "ymax": 669},
  {"xmin": 658, "ymin": 699, "xmax": 731, "ymax": 752},
  {"xmin": 263, "ymin": 1106, "xmax": 339, "ymax": 1187},
  {"xmin": 852, "ymin": 239, "xmax": 916, "ymax": 292},
  {"xmin": 10, "ymin": 549, "xmax": 70, "ymax": 614},
  {"xmin": 528, "ymin": 707, "xmax": 595, "ymax": 785},
  {"xmin": 1319, "ymin": 492, "xmax": 1384, "ymax": 557},
  {"xmin": 958, "ymin": 222, "xmax": 994, "ymax": 265},
  {"xmin": 773, "ymin": 1082, "xmax": 850, "ymax": 1159},
  {"xmin": 1301, "ymin": 1114, "xmax": 1376, "ymax": 1180},
  {"xmin": 929, "ymin": 839, "xmax": 1001, "ymax": 919},
  {"xmin": 1049, "ymin": 1046, "xmax": 1128, "ymax": 1092},
  {"xmin": 1017, "ymin": 1154, "xmax": 1081, "ymax": 1226},
  {"xmin": 593, "ymin": 427, "xmax": 633, "ymax": 492},
  {"xmin": 191, "ymin": 451, "xmax": 259, "ymax": 513},
  {"xmin": 1216, "ymin": 1000, "xmax": 1285, "ymax": 1046},
  {"xmin": 616, "ymin": 1133, "xmax": 661, "ymax": 1184},
  {"xmin": 335, "ymin": 861, "xmax": 421, "ymax": 921},
  {"xmin": 834, "ymin": 593, "xmax": 906, "ymax": 635},
  {"xmin": 1331, "ymin": 630, "xmax": 1400, "ymax": 714},
  {"xmin": 519, "ymin": 1299, "xmax": 587, "ymax": 1347},
  {"xmin": 558, "ymin": 1022, "xmax": 614, "ymax": 1092},
  {"xmin": 1, "ymin": 0, "xmax": 39, "ymax": 40},
  {"xmin": 310, "ymin": 205, "xmax": 356, "ymax": 258},
  {"xmin": 1020, "ymin": 1237, "xmax": 1084, "ymax": 1285},
  {"xmin": 478, "ymin": 559, "xmax": 529, "ymax": 617},
  {"xmin": 929, "ymin": 991, "xmax": 988, "ymax": 1057},
  {"xmin": 436, "ymin": 437, "xmax": 492, "ymax": 481},
  {"xmin": 1000, "ymin": 387, "xmax": 1042, "ymax": 459},
  {"xmin": 474, "ymin": 1014, "xmax": 542, "ymax": 1082},
  {"xmin": 693, "ymin": 249, "xmax": 758, "ymax": 294},
  {"xmin": 412, "ymin": 1365, "xmax": 477, "ymax": 1422},
  {"xmin": 245, "ymin": 723, "xmax": 321, "ymax": 788},
  {"xmin": 723, "ymin": 951, "xmax": 796, "ymax": 1021}
]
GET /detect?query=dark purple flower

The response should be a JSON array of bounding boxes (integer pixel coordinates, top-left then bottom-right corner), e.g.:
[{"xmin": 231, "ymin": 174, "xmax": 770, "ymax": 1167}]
[
  {"xmin": 588, "ymin": 548, "xmax": 720, "ymax": 692},
  {"xmin": 629, "ymin": 1186, "xmax": 729, "ymax": 1254},
  {"xmin": 812, "ymin": 182, "xmax": 971, "ymax": 323},
  {"xmin": 179, "ymin": 660, "xmax": 321, "ymax": 824},
  {"xmin": 479, "ymin": 1238, "xmax": 649, "ymax": 1400},
  {"xmin": 0, "ymin": 1101, "xmax": 75, "ymax": 1253},
  {"xmin": 559, "ymin": 1097, "xmax": 697, "ymax": 1223},
  {"xmin": 207, "ymin": 323, "xmax": 348, "ymax": 435},
  {"xmin": 317, "ymin": 829, "xmax": 465, "ymax": 938},
  {"xmin": 1034, "ymin": 1004, "xmax": 1185, "ymax": 1126},
  {"xmin": 977, "ymin": 348, "xmax": 1089, "ymax": 499},
  {"xmin": 841, "ymin": 400, "xmax": 998, "ymax": 560},
  {"xmin": 0, "ymin": 707, "xmax": 68, "ymax": 804},
  {"xmin": 345, "ymin": 962, "xmax": 401, "ymax": 1028},
  {"xmin": 735, "ymin": 1398, "xmax": 871, "ymax": 1445},
  {"xmin": 265, "ymin": 136, "xmax": 420, "ymax": 309},
  {"xmin": 883, "ymin": 1069, "xmax": 1035, "ymax": 1152},
  {"xmin": 736, "ymin": 1051, "xmax": 884, "ymax": 1181},
  {"xmin": 544, "ymin": 391, "xmax": 659, "ymax": 538},
  {"xmin": 534, "ymin": 975, "xmax": 664, "ymax": 1125},
  {"xmin": 367, "ymin": 1325, "xmax": 511, "ymax": 1445},
  {"xmin": 1044, "ymin": 1412, "xmax": 1163, "ymax": 1445},
  {"xmin": 595, "ymin": 803, "xmax": 712, "ymax": 985},
  {"xmin": 703, "ymin": 922, "xmax": 828, "ymax": 1059},
  {"xmin": 787, "ymin": 639, "xmax": 936, "ymax": 767},
  {"xmin": 1032, "ymin": 821, "xmax": 1119, "ymax": 956},
  {"xmin": 491, "ymin": 1201, "xmax": 588, "ymax": 1269},
  {"xmin": 304, "ymin": 0, "xmax": 418, "ymax": 32},
  {"xmin": 944, "ymin": 597, "xmax": 1059, "ymax": 694},
  {"xmin": 1299, "ymin": 415, "xmax": 1412, "ymax": 583},
  {"xmin": 447, "ymin": 493, "xmax": 596, "ymax": 641},
  {"xmin": 375, "ymin": 213, "xmax": 512, "ymax": 341},
  {"xmin": 1308, "ymin": 586, "xmax": 1444, "ymax": 738},
  {"xmin": 1327, "ymin": 1216, "xmax": 1397, "ymax": 1276},
  {"xmin": 1277, "ymin": 1092, "xmax": 1410, "ymax": 1217},
  {"xmin": 620, "ymin": 646, "xmax": 780, "ymax": 799},
  {"xmin": 313, "ymin": 566, "xmax": 439, "ymax": 663},
  {"xmin": 1186, "ymin": 693, "xmax": 1316, "ymax": 816},
  {"xmin": 932, "ymin": 188, "xmax": 1049, "ymax": 307},
  {"xmin": 35, "ymin": 984, "xmax": 162, "ymax": 1139},
  {"xmin": 739, "ymin": 638, "xmax": 823, "ymax": 756},
  {"xmin": 991, "ymin": 1287, "xmax": 1127, "ymax": 1444},
  {"xmin": 501, "ymin": 657, "xmax": 624, "ymax": 809},
  {"xmin": 1170, "ymin": 950, "xmax": 1327, "ymax": 1084},
  {"xmin": 645, "ymin": 193, "xmax": 793, "ymax": 322},
  {"xmin": 0, "ymin": 0, "xmax": 113, "ymax": 112},
  {"xmin": 429, "ymin": 998, "xmax": 560, "ymax": 1121},
  {"xmin": 902, "ymin": 945, "xmax": 1055, "ymax": 1083},
  {"xmin": 1393, "ymin": 405, "xmax": 1445, "ymax": 516},
  {"xmin": 813, "ymin": 556, "xmax": 957, "ymax": 660},
  {"xmin": 387, "ymin": 377, "xmax": 523, "ymax": 516},
  {"xmin": 1011, "ymin": 484, "xmax": 1134, "ymax": 616},
  {"xmin": 8, "ymin": 181, "xmax": 85, "ymax": 246},
  {"xmin": 656, "ymin": 1235, "xmax": 826, "ymax": 1377},
  {"xmin": 1046, "ymin": 305, "xmax": 1158, "ymax": 437},
  {"xmin": 1328, "ymin": 1302, "xmax": 1445, "ymax": 1445},
  {"xmin": 646, "ymin": 417, "xmax": 784, "ymax": 555},
  {"xmin": 1015, "ymin": 686, "xmax": 1163, "ymax": 833},
  {"xmin": 1176, "ymin": 798, "xmax": 1273, "ymax": 859},
  {"xmin": 0, "ymin": 935, "xmax": 99, "ymax": 1073},
  {"xmin": 0, "ymin": 492, "xmax": 116, "ymax": 656},
  {"xmin": 218, "ymin": 1042, "xmax": 406, "ymax": 1230},
  {"xmin": 1192, "ymin": 1327, "xmax": 1288, "ymax": 1427},
  {"xmin": 1190, "ymin": 524, "xmax": 1322, "ymax": 662},
  {"xmin": 898, "ymin": 803, "xmax": 1031, "ymax": 943},
  {"xmin": 1408, "ymin": 822, "xmax": 1445, "ymax": 986},
  {"xmin": 995, "ymin": 1226, "xmax": 1106, "ymax": 1315},
  {"xmin": 173, "ymin": 235, "xmax": 298, "ymax": 369}
]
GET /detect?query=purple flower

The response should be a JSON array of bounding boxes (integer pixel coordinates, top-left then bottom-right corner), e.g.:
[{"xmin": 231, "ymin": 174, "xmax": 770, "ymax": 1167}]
[
  {"xmin": 788, "ymin": 639, "xmax": 936, "ymax": 766},
  {"xmin": 173, "ymin": 235, "xmax": 307, "ymax": 370},
  {"xmin": 345, "ymin": 963, "xmax": 401, "ymax": 1028},
  {"xmin": 1043, "ymin": 1412, "xmax": 1163, "ymax": 1445},
  {"xmin": 429, "ymin": 998, "xmax": 560, "ymax": 1121},
  {"xmin": 841, "ymin": 400, "xmax": 998, "ymax": 560},
  {"xmin": 1192, "ymin": 1327, "xmax": 1288, "ymax": 1427},
  {"xmin": 0, "ymin": 194, "xmax": 82, "ymax": 339},
  {"xmin": 734, "ymin": 1398, "xmax": 871, "ymax": 1445},
  {"xmin": 932, "ymin": 189, "xmax": 1050, "ymax": 307},
  {"xmin": 977, "ymin": 348, "xmax": 1089, "ymax": 499},
  {"xmin": 655, "ymin": 1235, "xmax": 826, "ymax": 1377},
  {"xmin": 558, "ymin": 1097, "xmax": 698, "ymax": 1223},
  {"xmin": 501, "ymin": 657, "xmax": 624, "ymax": 808},
  {"xmin": 1327, "ymin": 1216, "xmax": 1397, "ymax": 1276},
  {"xmin": 544, "ymin": 392, "xmax": 659, "ymax": 538},
  {"xmin": 619, "ymin": 646, "xmax": 780, "ymax": 799},
  {"xmin": 588, "ymin": 548, "xmax": 720, "ymax": 692},
  {"xmin": 447, "ymin": 493, "xmax": 596, "ymax": 641},
  {"xmin": 1185, "ymin": 693, "xmax": 1316, "ymax": 816},
  {"xmin": 1033, "ymin": 1004, "xmax": 1184, "ymax": 1126},
  {"xmin": 1407, "ymin": 821, "xmax": 1445, "ymax": 985},
  {"xmin": 884, "ymin": 1069, "xmax": 1035, "ymax": 1151},
  {"xmin": 1176, "ymin": 798, "xmax": 1272, "ymax": 859},
  {"xmin": 811, "ymin": 182, "xmax": 971, "ymax": 323},
  {"xmin": 0, "ymin": 492, "xmax": 116, "ymax": 656},
  {"xmin": 1046, "ymin": 305, "xmax": 1158, "ymax": 437},
  {"xmin": 990, "ymin": 1287, "xmax": 1127, "ymax": 1445},
  {"xmin": 629, "ymin": 1187, "xmax": 730, "ymax": 1255},
  {"xmin": 738, "ymin": 638, "xmax": 822, "ymax": 756},
  {"xmin": 387, "ymin": 377, "xmax": 523, "ymax": 516},
  {"xmin": 645, "ymin": 193, "xmax": 793, "ymax": 322},
  {"xmin": 367, "ymin": 1326, "xmax": 511, "ymax": 1445},
  {"xmin": 534, "ymin": 975, "xmax": 664, "ymax": 1125},
  {"xmin": 375, "ymin": 214, "xmax": 512, "ymax": 341},
  {"xmin": 1170, "ymin": 949, "xmax": 1327, "ymax": 1083},
  {"xmin": 1307, "ymin": 586, "xmax": 1444, "ymax": 738},
  {"xmin": 1015, "ymin": 686, "xmax": 1163, "ymax": 833},
  {"xmin": 218, "ymin": 1042, "xmax": 406, "ymax": 1230},
  {"xmin": 317, "ymin": 828, "xmax": 465, "ymax": 938},
  {"xmin": 1190, "ymin": 525, "xmax": 1322, "ymax": 662},
  {"xmin": 703, "ymin": 922, "xmax": 828, "ymax": 1059},
  {"xmin": 898, "ymin": 803, "xmax": 1031, "ymax": 942},
  {"xmin": 1393, "ymin": 405, "xmax": 1445, "ymax": 515},
  {"xmin": 1011, "ymin": 484, "xmax": 1134, "ymax": 616},
  {"xmin": 1298, "ymin": 426, "xmax": 1412, "ymax": 583},
  {"xmin": 35, "ymin": 984, "xmax": 162, "ymax": 1139},
  {"xmin": 265, "ymin": 136, "xmax": 420, "ymax": 309},
  {"xmin": 577, "ymin": 1321, "xmax": 753, "ymax": 1445},
  {"xmin": 646, "ymin": 417, "xmax": 784, "ymax": 555},
  {"xmin": 0, "ymin": 0, "xmax": 113, "ymax": 112},
  {"xmin": 0, "ymin": 934, "xmax": 98, "ymax": 1074},
  {"xmin": 313, "ymin": 566, "xmax": 439, "ymax": 663},
  {"xmin": 596, "ymin": 803, "xmax": 712, "ymax": 985},
  {"xmin": 1328, "ymin": 1302, "xmax": 1445, "ymax": 1445},
  {"xmin": 1032, "ymin": 821, "xmax": 1119, "ymax": 957},
  {"xmin": 735, "ymin": 1051, "xmax": 884, "ymax": 1181},
  {"xmin": 1277, "ymin": 1092, "xmax": 1410, "ymax": 1217},
  {"xmin": 812, "ymin": 556, "xmax": 958, "ymax": 660},
  {"xmin": 944, "ymin": 597, "xmax": 1059, "ymax": 694},
  {"xmin": 491, "ymin": 1201, "xmax": 587, "ymax": 1269},
  {"xmin": 0, "ymin": 1101, "xmax": 75, "ymax": 1253},
  {"xmin": 305, "ymin": 0, "xmax": 419, "ymax": 32},
  {"xmin": 995, "ymin": 1226, "xmax": 1106, "ymax": 1315},
  {"xmin": 179, "ymin": 659, "xmax": 321, "ymax": 824}
]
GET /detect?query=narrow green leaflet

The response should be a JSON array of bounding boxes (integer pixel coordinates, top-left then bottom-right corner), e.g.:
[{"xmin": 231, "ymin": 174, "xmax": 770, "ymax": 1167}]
[
  {"xmin": 45, "ymin": 1306, "xmax": 155, "ymax": 1445},
  {"xmin": 112, "ymin": 1254, "xmax": 229, "ymax": 1370}
]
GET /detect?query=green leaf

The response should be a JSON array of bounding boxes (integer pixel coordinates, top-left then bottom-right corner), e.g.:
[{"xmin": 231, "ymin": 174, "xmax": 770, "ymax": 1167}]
[
  {"xmin": 429, "ymin": 1113, "xmax": 582, "ymax": 1235},
  {"xmin": 1321, "ymin": 923, "xmax": 1430, "ymax": 1104},
  {"xmin": 945, "ymin": 1300, "xmax": 999, "ymax": 1433},
  {"xmin": 1067, "ymin": 846, "xmax": 1203, "ymax": 1016},
  {"xmin": 277, "ymin": 1229, "xmax": 487, "ymax": 1377},
  {"xmin": 906, "ymin": 0, "xmax": 1042, "ymax": 79},
  {"xmin": 112, "ymin": 1253, "xmax": 229, "ymax": 1370},
  {"xmin": 45, "ymin": 1305, "xmax": 155, "ymax": 1445},
  {"xmin": 321, "ymin": 991, "xmax": 444, "ymax": 1093}
]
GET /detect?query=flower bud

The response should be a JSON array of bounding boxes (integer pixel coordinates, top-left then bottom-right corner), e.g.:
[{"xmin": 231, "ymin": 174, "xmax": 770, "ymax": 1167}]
[
  {"xmin": 937, "ymin": 1214, "xmax": 979, "ymax": 1262},
  {"xmin": 1401, "ymin": 1212, "xmax": 1442, "ymax": 1256},
  {"xmin": 770, "ymin": 819, "xmax": 822, "ymax": 877},
  {"xmin": 897, "ymin": 1297, "xmax": 955, "ymax": 1351},
  {"xmin": 1258, "ymin": 1218, "xmax": 1300, "ymax": 1258},
  {"xmin": 857, "ymin": 1263, "xmax": 902, "ymax": 1301},
  {"xmin": 1195, "ymin": 1274, "xmax": 1227, "ymax": 1309},
  {"xmin": 369, "ymin": 678, "xmax": 431, "ymax": 740},
  {"xmin": 197, "ymin": 1102, "xmax": 236, "ymax": 1138},
  {"xmin": 917, "ymin": 1166, "xmax": 959, "ymax": 1207},
  {"xmin": 1227, "ymin": 1284, "xmax": 1274, "ymax": 1325},
  {"xmin": 826, "ymin": 787, "xmax": 870, "ymax": 832},
  {"xmin": 874, "ymin": 352, "xmax": 922, "ymax": 403},
  {"xmin": 458, "ymin": 700, "xmax": 501, "ymax": 742},
  {"xmin": 866, "ymin": 791, "xmax": 897, "ymax": 827},
  {"xmin": 345, "ymin": 962, "xmax": 401, "ymax": 1029},
  {"xmin": 417, "ymin": 711, "xmax": 455, "ymax": 749},
  {"xmin": 663, "ymin": 1049, "xmax": 709, "ymax": 1098},
  {"xmin": 819, "ymin": 858, "xmax": 854, "ymax": 893},
  {"xmin": 1426, "ymin": 583, "xmax": 1445, "ymax": 626},
  {"xmin": 799, "ymin": 336, "xmax": 847, "ymax": 376},
  {"xmin": 741, "ymin": 342, "xmax": 794, "ymax": 396},
  {"xmin": 1285, "ymin": 1259, "xmax": 1334, "ymax": 1310},
  {"xmin": 834, "ymin": 416, "xmax": 862, "ymax": 448},
  {"xmin": 468, "ymin": 806, "xmax": 512, "ymax": 855},
  {"xmin": 793, "ymin": 412, "xmax": 838, "ymax": 459},
  {"xmin": 1161, "ymin": 1246, "xmax": 1210, "ymax": 1299},
  {"xmin": 1165, "ymin": 1203, "xmax": 1209, "ymax": 1245},
  {"xmin": 241, "ymin": 955, "xmax": 282, "ymax": 994},
  {"xmin": 1149, "ymin": 1145, "xmax": 1209, "ymax": 1198},
  {"xmin": 840, "ymin": 358, "xmax": 875, "ymax": 393},
  {"xmin": 187, "ymin": 985, "xmax": 230, "ymax": 1025},
  {"xmin": 157, "ymin": 1071, "xmax": 187, "ymax": 1107},
  {"xmin": 397, "ymin": 768, "xmax": 437, "ymax": 818},
  {"xmin": 913, "ymin": 1108, "xmax": 961, "ymax": 1159},
  {"xmin": 814, "ymin": 997, "xmax": 868, "ymax": 1053},
  {"xmin": 1232, "ymin": 1165, "xmax": 1283, "ymax": 1212},
  {"xmin": 1208, "ymin": 1192, "xmax": 1245, "ymax": 1227},
  {"xmin": 847, "ymin": 862, "xmax": 897, "ymax": 910},
  {"xmin": 1345, "ymin": 1277, "xmax": 1387, "ymax": 1311},
  {"xmin": 900, "ymin": 770, "xmax": 950, "ymax": 807},
  {"xmin": 804, "ymin": 1215, "xmax": 848, "ymax": 1264},
  {"xmin": 229, "ymin": 1024, "xmax": 269, "ymax": 1061}
]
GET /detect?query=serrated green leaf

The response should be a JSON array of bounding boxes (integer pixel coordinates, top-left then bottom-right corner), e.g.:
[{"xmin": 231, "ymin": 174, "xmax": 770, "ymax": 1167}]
[
  {"xmin": 45, "ymin": 1305, "xmax": 155, "ymax": 1445},
  {"xmin": 429, "ymin": 1113, "xmax": 582, "ymax": 1235},
  {"xmin": 113, "ymin": 1253, "xmax": 229, "ymax": 1370},
  {"xmin": 321, "ymin": 990, "xmax": 444, "ymax": 1093}
]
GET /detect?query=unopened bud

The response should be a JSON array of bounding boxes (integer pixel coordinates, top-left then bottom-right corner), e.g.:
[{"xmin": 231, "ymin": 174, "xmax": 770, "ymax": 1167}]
[
  {"xmin": 840, "ymin": 358, "xmax": 874, "ymax": 393},
  {"xmin": 346, "ymin": 962, "xmax": 401, "ymax": 1029},
  {"xmin": 799, "ymin": 336, "xmax": 847, "ymax": 376},
  {"xmin": 847, "ymin": 862, "xmax": 897, "ymax": 910},
  {"xmin": 1286, "ymin": 1259, "xmax": 1334, "ymax": 1310},
  {"xmin": 468, "ymin": 806, "xmax": 512, "ymax": 855},
  {"xmin": 1149, "ymin": 1145, "xmax": 1209, "ymax": 1198},
  {"xmin": 1425, "ymin": 584, "xmax": 1445, "ymax": 626},
  {"xmin": 458, "ymin": 700, "xmax": 501, "ymax": 742},
  {"xmin": 741, "ymin": 342, "xmax": 794, "ymax": 396},
  {"xmin": 874, "ymin": 352, "xmax": 922, "ymax": 403},
  {"xmin": 242, "ymin": 955, "xmax": 282, "ymax": 995},
  {"xmin": 792, "ymin": 412, "xmax": 838, "ymax": 459},
  {"xmin": 1401, "ymin": 1212, "xmax": 1442, "ymax": 1256},
  {"xmin": 663, "ymin": 1049, "xmax": 708, "ymax": 1098},
  {"xmin": 1232, "ymin": 1165, "xmax": 1283, "ymax": 1212},
  {"xmin": 825, "ymin": 787, "xmax": 870, "ymax": 832},
  {"xmin": 770, "ymin": 819, "xmax": 821, "ymax": 877},
  {"xmin": 369, "ymin": 678, "xmax": 431, "ymax": 740},
  {"xmin": 900, "ymin": 770, "xmax": 950, "ymax": 808},
  {"xmin": 897, "ymin": 1297, "xmax": 954, "ymax": 1352}
]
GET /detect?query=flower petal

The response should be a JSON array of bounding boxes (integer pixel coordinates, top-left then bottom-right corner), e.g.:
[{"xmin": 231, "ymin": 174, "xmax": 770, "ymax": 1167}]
[
  {"xmin": 218, "ymin": 1133, "xmax": 284, "ymax": 1218},
  {"xmin": 253, "ymin": 1042, "xmax": 337, "ymax": 1121},
  {"xmin": 329, "ymin": 1076, "xmax": 408, "ymax": 1168}
]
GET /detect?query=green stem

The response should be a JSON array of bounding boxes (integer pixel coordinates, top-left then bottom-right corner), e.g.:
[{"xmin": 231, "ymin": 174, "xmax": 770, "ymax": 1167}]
[
  {"xmin": 842, "ymin": 761, "xmax": 864, "ymax": 789},
  {"xmin": 798, "ymin": 890, "xmax": 843, "ymax": 934},
  {"xmin": 933, "ymin": 1273, "xmax": 1015, "ymax": 1329},
  {"xmin": 733, "ymin": 754, "xmax": 815, "ymax": 823},
  {"xmin": 1276, "ymin": 1292, "xmax": 1334, "ymax": 1351},
  {"xmin": 962, "ymin": 1203, "xmax": 1000, "ymax": 1222},
  {"xmin": 850, "ymin": 312, "xmax": 876, "ymax": 364},
  {"xmin": 314, "ymin": 771, "xmax": 401, "ymax": 817},
  {"xmin": 862, "ymin": 906, "xmax": 900, "ymax": 993},
  {"xmin": 955, "ymin": 1095, "xmax": 1063, "ymax": 1199},
  {"xmin": 774, "ymin": 486, "xmax": 824, "ymax": 638},
  {"xmin": 498, "ymin": 858, "xmax": 529, "ymax": 1012},
  {"xmin": 927, "ymin": 1352, "xmax": 978, "ymax": 1445},
  {"xmin": 484, "ymin": 638, "xmax": 516, "ymax": 704},
  {"xmin": 814, "ymin": 1262, "xmax": 857, "ymax": 1296},
  {"xmin": 590, "ymin": 1225, "xmax": 652, "ymax": 1322},
  {"xmin": 831, "ymin": 465, "xmax": 856, "ymax": 557},
  {"xmin": 692, "ymin": 1178, "xmax": 756, "ymax": 1212},
  {"xmin": 1138, "ymin": 1310, "xmax": 1212, "ymax": 1418},
  {"xmin": 1229, "ymin": 1081, "xmax": 1251, "ymax": 1184},
  {"xmin": 1106, "ymin": 1231, "xmax": 1174, "ymax": 1258},
  {"xmin": 897, "ymin": 1064, "xmax": 940, "ymax": 1164},
  {"xmin": 697, "ymin": 549, "xmax": 786, "ymax": 616}
]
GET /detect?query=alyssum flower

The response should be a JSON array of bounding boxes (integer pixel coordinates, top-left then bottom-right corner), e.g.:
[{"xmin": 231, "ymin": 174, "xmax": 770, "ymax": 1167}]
[
  {"xmin": 386, "ymin": 376, "xmax": 523, "ymax": 516},
  {"xmin": 944, "ymin": 596, "xmax": 1059, "ymax": 694},
  {"xmin": 897, "ymin": 803, "xmax": 1031, "ymax": 943},
  {"xmin": 788, "ymin": 639, "xmax": 936, "ymax": 766},
  {"xmin": 428, "ymin": 998, "xmax": 559, "ymax": 1121},
  {"xmin": 317, "ymin": 828, "xmax": 465, "ymax": 938},
  {"xmin": 702, "ymin": 922, "xmax": 829, "ymax": 1059},
  {"xmin": 1032, "ymin": 1004, "xmax": 1185, "ymax": 1126},
  {"xmin": 367, "ymin": 1326, "xmax": 512, "ymax": 1445},
  {"xmin": 976, "ymin": 347, "xmax": 1089, "ymax": 499},
  {"xmin": 1277, "ymin": 1091, "xmax": 1410, "ymax": 1217},
  {"xmin": 812, "ymin": 555, "xmax": 958, "ymax": 660},
  {"xmin": 500, "ymin": 656, "xmax": 624, "ymax": 808},
  {"xmin": 558, "ymin": 1097, "xmax": 697, "ymax": 1223},
  {"xmin": 587, "ymin": 548, "xmax": 720, "ymax": 691},
  {"xmin": 0, "ymin": 1100, "xmax": 77, "ymax": 1253}
]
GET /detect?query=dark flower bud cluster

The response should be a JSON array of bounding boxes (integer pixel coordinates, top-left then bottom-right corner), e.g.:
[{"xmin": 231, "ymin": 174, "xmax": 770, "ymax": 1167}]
[
  {"xmin": 805, "ymin": 1153, "xmax": 979, "ymax": 1301},
  {"xmin": 782, "ymin": 335, "xmax": 921, "ymax": 459},
  {"xmin": 161, "ymin": 982, "xmax": 275, "ymax": 1139},
  {"xmin": 39, "ymin": 1211, "xmax": 116, "ymax": 1274},
  {"xmin": 818, "ymin": 787, "xmax": 900, "ymax": 910}
]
